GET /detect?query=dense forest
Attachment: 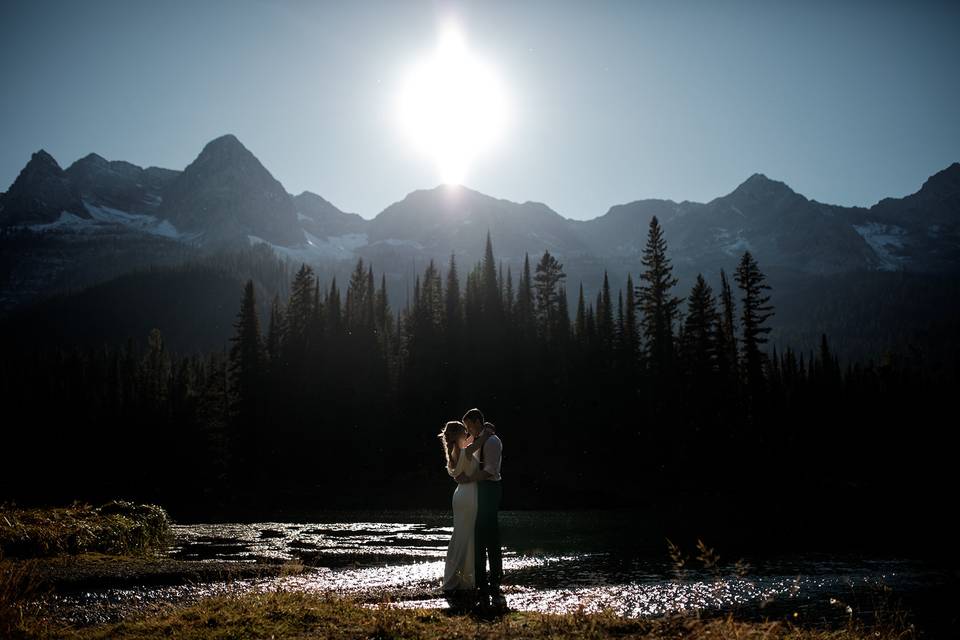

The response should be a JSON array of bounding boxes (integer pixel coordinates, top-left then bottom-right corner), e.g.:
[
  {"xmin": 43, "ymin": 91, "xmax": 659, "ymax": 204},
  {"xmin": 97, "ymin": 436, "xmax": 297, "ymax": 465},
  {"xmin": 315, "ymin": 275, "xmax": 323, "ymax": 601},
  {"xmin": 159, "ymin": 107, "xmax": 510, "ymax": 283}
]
[{"xmin": 1, "ymin": 216, "xmax": 954, "ymax": 551}]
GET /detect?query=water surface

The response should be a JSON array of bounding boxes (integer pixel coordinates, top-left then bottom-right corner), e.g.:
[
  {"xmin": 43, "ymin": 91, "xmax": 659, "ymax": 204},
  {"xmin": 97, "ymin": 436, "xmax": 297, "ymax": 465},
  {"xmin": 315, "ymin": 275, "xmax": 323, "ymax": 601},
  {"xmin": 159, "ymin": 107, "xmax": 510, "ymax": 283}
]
[{"xmin": 41, "ymin": 511, "xmax": 953, "ymax": 630}]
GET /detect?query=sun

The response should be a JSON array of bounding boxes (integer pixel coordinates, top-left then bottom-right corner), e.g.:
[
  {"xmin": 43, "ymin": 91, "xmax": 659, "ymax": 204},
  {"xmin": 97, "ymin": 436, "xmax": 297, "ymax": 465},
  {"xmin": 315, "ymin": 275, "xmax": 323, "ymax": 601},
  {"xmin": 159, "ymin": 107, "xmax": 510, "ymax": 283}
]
[{"xmin": 397, "ymin": 22, "xmax": 509, "ymax": 185}]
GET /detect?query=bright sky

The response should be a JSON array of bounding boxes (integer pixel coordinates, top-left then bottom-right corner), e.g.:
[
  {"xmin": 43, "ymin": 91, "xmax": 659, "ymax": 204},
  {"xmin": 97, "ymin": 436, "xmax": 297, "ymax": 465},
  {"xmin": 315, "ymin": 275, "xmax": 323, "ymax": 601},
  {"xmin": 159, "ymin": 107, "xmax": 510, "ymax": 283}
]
[{"xmin": 1, "ymin": 0, "xmax": 958, "ymax": 219}]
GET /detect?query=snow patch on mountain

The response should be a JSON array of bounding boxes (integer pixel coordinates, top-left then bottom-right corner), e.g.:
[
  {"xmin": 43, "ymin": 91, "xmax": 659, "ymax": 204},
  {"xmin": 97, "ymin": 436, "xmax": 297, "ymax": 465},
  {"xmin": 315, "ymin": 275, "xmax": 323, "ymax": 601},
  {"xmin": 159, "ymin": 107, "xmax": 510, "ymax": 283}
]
[
  {"xmin": 86, "ymin": 204, "xmax": 183, "ymax": 238},
  {"xmin": 715, "ymin": 227, "xmax": 753, "ymax": 256},
  {"xmin": 26, "ymin": 211, "xmax": 94, "ymax": 232},
  {"xmin": 374, "ymin": 238, "xmax": 425, "ymax": 250},
  {"xmin": 22, "ymin": 204, "xmax": 199, "ymax": 243},
  {"xmin": 853, "ymin": 222, "xmax": 908, "ymax": 271},
  {"xmin": 304, "ymin": 232, "xmax": 369, "ymax": 259},
  {"xmin": 248, "ymin": 232, "xmax": 370, "ymax": 262}
]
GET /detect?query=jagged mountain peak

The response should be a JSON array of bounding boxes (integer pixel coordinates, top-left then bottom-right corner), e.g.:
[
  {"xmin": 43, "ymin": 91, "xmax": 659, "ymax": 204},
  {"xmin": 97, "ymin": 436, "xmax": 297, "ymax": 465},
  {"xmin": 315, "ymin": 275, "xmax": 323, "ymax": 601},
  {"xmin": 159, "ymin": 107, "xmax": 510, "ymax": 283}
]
[
  {"xmin": 27, "ymin": 149, "xmax": 60, "ymax": 169},
  {"xmin": 295, "ymin": 190, "xmax": 338, "ymax": 211},
  {"xmin": 728, "ymin": 172, "xmax": 797, "ymax": 200},
  {"xmin": 917, "ymin": 162, "xmax": 960, "ymax": 198},
  {"xmin": 74, "ymin": 152, "xmax": 110, "ymax": 167},
  {"xmin": 0, "ymin": 148, "xmax": 89, "ymax": 225},
  {"xmin": 165, "ymin": 135, "xmax": 268, "ymax": 185},
  {"xmin": 65, "ymin": 151, "xmax": 177, "ymax": 214},
  {"xmin": 197, "ymin": 133, "xmax": 247, "ymax": 156},
  {"xmin": 158, "ymin": 134, "xmax": 303, "ymax": 247}
]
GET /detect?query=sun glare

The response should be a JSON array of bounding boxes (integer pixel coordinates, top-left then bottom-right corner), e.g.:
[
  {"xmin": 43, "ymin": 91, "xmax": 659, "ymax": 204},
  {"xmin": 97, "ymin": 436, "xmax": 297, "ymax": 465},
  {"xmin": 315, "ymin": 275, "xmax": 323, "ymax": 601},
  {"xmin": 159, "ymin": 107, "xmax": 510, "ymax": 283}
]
[{"xmin": 397, "ymin": 22, "xmax": 509, "ymax": 185}]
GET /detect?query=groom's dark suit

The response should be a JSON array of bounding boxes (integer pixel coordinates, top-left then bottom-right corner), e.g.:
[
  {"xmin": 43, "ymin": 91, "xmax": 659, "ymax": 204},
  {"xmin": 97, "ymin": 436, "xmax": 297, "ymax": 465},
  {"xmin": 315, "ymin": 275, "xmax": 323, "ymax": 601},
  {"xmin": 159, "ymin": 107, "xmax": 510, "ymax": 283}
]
[{"xmin": 474, "ymin": 433, "xmax": 503, "ymax": 597}]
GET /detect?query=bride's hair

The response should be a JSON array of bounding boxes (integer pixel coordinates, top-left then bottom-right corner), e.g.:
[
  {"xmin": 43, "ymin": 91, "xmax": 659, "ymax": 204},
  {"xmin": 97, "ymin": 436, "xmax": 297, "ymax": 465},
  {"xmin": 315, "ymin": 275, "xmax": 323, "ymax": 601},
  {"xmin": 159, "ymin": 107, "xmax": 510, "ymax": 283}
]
[{"xmin": 438, "ymin": 420, "xmax": 467, "ymax": 470}]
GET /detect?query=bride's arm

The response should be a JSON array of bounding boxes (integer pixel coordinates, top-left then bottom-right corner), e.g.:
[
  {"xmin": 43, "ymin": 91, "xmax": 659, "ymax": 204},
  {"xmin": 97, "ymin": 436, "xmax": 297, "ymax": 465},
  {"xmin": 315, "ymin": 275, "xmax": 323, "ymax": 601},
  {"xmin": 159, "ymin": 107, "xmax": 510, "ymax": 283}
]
[
  {"xmin": 463, "ymin": 425, "xmax": 494, "ymax": 456},
  {"xmin": 446, "ymin": 447, "xmax": 461, "ymax": 478}
]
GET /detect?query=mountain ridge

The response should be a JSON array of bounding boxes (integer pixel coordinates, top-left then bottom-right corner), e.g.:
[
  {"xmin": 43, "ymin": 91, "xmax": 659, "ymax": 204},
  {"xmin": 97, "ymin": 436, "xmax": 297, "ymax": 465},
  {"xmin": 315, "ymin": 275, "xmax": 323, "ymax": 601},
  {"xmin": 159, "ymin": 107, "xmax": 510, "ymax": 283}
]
[{"xmin": 1, "ymin": 134, "xmax": 957, "ymax": 308}]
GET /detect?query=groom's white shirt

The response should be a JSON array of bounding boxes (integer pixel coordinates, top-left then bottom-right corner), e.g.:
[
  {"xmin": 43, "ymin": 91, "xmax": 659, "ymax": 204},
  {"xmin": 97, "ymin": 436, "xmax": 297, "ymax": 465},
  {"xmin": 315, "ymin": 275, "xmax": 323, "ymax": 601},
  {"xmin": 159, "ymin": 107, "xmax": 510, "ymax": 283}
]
[{"xmin": 473, "ymin": 434, "xmax": 502, "ymax": 481}]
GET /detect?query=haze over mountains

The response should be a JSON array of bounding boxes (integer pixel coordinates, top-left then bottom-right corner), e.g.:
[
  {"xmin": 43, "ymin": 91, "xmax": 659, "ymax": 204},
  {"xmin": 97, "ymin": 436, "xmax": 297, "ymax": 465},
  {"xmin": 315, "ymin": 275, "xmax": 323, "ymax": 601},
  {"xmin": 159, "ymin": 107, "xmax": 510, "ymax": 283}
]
[{"xmin": 1, "ymin": 133, "xmax": 957, "ymax": 357}]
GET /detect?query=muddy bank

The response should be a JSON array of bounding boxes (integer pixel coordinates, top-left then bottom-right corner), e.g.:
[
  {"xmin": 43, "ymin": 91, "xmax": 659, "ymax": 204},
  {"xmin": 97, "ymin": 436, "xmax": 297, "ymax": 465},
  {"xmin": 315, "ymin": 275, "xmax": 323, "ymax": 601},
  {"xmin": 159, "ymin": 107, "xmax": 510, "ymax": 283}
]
[{"xmin": 24, "ymin": 553, "xmax": 304, "ymax": 591}]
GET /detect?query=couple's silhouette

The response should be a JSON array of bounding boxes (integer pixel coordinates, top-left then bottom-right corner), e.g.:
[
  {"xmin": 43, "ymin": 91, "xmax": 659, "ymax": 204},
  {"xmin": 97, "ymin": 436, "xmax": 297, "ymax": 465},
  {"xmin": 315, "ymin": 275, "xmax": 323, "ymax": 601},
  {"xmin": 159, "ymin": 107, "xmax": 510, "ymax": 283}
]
[{"xmin": 438, "ymin": 407, "xmax": 505, "ymax": 611}]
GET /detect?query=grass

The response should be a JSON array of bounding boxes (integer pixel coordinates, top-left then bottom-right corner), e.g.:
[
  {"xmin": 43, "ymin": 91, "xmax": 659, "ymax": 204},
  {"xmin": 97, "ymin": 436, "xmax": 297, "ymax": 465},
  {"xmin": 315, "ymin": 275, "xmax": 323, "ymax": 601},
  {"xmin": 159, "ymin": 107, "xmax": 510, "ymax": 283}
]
[
  {"xmin": 16, "ymin": 590, "xmax": 913, "ymax": 640},
  {"xmin": 0, "ymin": 501, "xmax": 171, "ymax": 558},
  {"xmin": 0, "ymin": 501, "xmax": 173, "ymax": 638}
]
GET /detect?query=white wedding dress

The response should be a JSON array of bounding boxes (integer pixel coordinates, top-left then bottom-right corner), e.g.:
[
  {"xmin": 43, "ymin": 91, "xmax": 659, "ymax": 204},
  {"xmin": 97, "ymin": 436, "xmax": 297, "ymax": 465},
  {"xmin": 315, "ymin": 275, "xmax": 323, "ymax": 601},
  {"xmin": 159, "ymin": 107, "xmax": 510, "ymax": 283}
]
[{"xmin": 442, "ymin": 448, "xmax": 478, "ymax": 591}]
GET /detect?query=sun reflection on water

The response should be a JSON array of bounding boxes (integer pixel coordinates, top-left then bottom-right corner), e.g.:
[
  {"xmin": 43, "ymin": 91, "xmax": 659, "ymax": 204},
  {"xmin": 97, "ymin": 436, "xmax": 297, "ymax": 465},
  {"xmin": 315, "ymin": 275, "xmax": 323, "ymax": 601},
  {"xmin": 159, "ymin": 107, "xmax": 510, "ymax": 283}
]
[{"xmin": 37, "ymin": 517, "xmax": 938, "ymax": 628}]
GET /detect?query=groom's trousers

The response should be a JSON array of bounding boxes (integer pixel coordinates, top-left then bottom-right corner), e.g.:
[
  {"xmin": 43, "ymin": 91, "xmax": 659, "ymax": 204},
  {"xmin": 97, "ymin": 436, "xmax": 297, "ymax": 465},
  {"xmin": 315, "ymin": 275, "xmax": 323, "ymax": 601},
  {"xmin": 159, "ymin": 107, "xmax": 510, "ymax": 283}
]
[{"xmin": 474, "ymin": 480, "xmax": 503, "ymax": 595}]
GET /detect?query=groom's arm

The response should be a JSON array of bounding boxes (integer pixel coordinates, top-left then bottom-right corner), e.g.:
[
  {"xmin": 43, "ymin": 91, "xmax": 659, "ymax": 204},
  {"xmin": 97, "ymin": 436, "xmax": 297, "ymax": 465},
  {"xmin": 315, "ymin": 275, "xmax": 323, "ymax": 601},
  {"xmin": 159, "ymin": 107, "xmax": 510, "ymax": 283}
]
[{"xmin": 472, "ymin": 469, "xmax": 493, "ymax": 482}]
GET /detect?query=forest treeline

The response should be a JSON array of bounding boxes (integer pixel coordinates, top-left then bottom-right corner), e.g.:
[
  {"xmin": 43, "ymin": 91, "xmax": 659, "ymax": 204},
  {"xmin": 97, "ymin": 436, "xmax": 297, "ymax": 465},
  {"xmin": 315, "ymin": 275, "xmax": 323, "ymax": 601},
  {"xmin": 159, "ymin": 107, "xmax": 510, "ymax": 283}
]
[{"xmin": 1, "ymin": 217, "xmax": 952, "ymax": 546}]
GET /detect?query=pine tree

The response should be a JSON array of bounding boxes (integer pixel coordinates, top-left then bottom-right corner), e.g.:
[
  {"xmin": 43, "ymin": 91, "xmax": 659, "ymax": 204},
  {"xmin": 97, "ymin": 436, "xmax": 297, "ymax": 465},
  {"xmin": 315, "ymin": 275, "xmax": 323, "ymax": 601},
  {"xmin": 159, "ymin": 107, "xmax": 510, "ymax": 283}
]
[
  {"xmin": 229, "ymin": 280, "xmax": 264, "ymax": 404},
  {"xmin": 419, "ymin": 259, "xmax": 444, "ymax": 330},
  {"xmin": 481, "ymin": 231, "xmax": 501, "ymax": 318},
  {"xmin": 623, "ymin": 274, "xmax": 639, "ymax": 365},
  {"xmin": 556, "ymin": 286, "xmax": 571, "ymax": 345},
  {"xmin": 575, "ymin": 283, "xmax": 587, "ymax": 340},
  {"xmin": 635, "ymin": 216, "xmax": 682, "ymax": 378},
  {"xmin": 286, "ymin": 264, "xmax": 316, "ymax": 351},
  {"xmin": 515, "ymin": 253, "xmax": 535, "ymax": 341},
  {"xmin": 445, "ymin": 253, "xmax": 462, "ymax": 334},
  {"xmin": 533, "ymin": 250, "xmax": 566, "ymax": 340},
  {"xmin": 504, "ymin": 266, "xmax": 514, "ymax": 320},
  {"xmin": 680, "ymin": 274, "xmax": 720, "ymax": 381},
  {"xmin": 734, "ymin": 251, "xmax": 775, "ymax": 395},
  {"xmin": 326, "ymin": 278, "xmax": 342, "ymax": 337},
  {"xmin": 716, "ymin": 269, "xmax": 739, "ymax": 384},
  {"xmin": 365, "ymin": 266, "xmax": 376, "ymax": 330},
  {"xmin": 228, "ymin": 280, "xmax": 265, "ymax": 479},
  {"xmin": 375, "ymin": 273, "xmax": 393, "ymax": 342},
  {"xmin": 265, "ymin": 294, "xmax": 285, "ymax": 366},
  {"xmin": 598, "ymin": 271, "xmax": 614, "ymax": 350},
  {"xmin": 345, "ymin": 258, "xmax": 370, "ymax": 333},
  {"xmin": 616, "ymin": 290, "xmax": 625, "ymax": 346}
]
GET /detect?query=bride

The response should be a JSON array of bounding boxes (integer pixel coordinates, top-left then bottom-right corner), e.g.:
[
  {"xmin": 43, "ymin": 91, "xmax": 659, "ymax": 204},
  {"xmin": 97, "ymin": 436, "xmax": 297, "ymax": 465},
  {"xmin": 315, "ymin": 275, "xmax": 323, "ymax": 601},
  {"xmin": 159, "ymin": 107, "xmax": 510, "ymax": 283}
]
[{"xmin": 438, "ymin": 420, "xmax": 494, "ymax": 593}]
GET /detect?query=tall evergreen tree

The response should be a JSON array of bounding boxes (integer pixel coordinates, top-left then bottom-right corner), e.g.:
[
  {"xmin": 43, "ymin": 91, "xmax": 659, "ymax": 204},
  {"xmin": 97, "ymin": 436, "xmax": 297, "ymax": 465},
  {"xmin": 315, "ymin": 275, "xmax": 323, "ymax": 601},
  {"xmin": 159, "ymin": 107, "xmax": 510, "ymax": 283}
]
[
  {"xmin": 598, "ymin": 271, "xmax": 614, "ymax": 350},
  {"xmin": 229, "ymin": 280, "xmax": 264, "ymax": 401},
  {"xmin": 635, "ymin": 216, "xmax": 682, "ymax": 378},
  {"xmin": 556, "ymin": 286, "xmax": 571, "ymax": 346},
  {"xmin": 680, "ymin": 274, "xmax": 720, "ymax": 381},
  {"xmin": 515, "ymin": 253, "xmax": 535, "ymax": 341},
  {"xmin": 265, "ymin": 294, "xmax": 285, "ymax": 366},
  {"xmin": 326, "ymin": 278, "xmax": 342, "ymax": 337},
  {"xmin": 228, "ymin": 280, "xmax": 265, "ymax": 479},
  {"xmin": 716, "ymin": 269, "xmax": 739, "ymax": 384},
  {"xmin": 503, "ymin": 266, "xmax": 514, "ymax": 320},
  {"xmin": 533, "ymin": 250, "xmax": 566, "ymax": 341},
  {"xmin": 445, "ymin": 253, "xmax": 462, "ymax": 335},
  {"xmin": 345, "ymin": 258, "xmax": 371, "ymax": 333},
  {"xmin": 286, "ymin": 264, "xmax": 317, "ymax": 352},
  {"xmin": 575, "ymin": 283, "xmax": 587, "ymax": 340},
  {"xmin": 623, "ymin": 274, "xmax": 639, "ymax": 366},
  {"xmin": 735, "ymin": 251, "xmax": 775, "ymax": 396},
  {"xmin": 481, "ymin": 231, "xmax": 501, "ymax": 318}
]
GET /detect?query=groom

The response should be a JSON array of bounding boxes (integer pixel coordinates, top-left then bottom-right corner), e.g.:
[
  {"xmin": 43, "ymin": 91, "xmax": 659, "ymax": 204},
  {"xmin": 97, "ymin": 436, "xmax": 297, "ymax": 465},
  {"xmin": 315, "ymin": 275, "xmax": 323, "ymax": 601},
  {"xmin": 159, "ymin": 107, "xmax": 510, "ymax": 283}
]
[{"xmin": 462, "ymin": 407, "xmax": 504, "ymax": 609}]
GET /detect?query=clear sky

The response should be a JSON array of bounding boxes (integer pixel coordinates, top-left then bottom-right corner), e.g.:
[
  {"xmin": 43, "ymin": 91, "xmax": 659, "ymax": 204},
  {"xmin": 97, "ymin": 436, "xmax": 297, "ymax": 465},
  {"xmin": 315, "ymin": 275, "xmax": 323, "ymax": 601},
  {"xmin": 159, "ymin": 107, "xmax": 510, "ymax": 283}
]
[{"xmin": 1, "ymin": 0, "xmax": 958, "ymax": 220}]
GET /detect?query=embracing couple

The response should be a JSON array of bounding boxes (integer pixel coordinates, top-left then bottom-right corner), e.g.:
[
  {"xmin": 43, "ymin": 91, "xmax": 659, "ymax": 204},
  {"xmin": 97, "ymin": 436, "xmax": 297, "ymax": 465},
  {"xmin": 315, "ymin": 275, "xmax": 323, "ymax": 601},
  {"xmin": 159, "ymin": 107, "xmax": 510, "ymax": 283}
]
[{"xmin": 438, "ymin": 407, "xmax": 505, "ymax": 611}]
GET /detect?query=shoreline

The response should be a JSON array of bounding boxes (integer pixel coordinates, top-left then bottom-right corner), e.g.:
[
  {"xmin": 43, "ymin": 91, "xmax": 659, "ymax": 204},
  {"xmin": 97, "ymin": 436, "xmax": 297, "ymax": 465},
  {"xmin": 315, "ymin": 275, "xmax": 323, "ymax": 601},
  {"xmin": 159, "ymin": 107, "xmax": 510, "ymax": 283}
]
[{"xmin": 30, "ymin": 590, "xmax": 915, "ymax": 640}]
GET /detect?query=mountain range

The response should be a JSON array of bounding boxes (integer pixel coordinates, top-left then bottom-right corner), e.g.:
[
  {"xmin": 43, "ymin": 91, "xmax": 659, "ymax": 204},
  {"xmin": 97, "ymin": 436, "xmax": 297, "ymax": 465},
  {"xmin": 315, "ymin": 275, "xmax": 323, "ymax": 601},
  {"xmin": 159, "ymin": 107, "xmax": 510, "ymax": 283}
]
[{"xmin": 1, "ymin": 133, "xmax": 957, "ymax": 357}]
